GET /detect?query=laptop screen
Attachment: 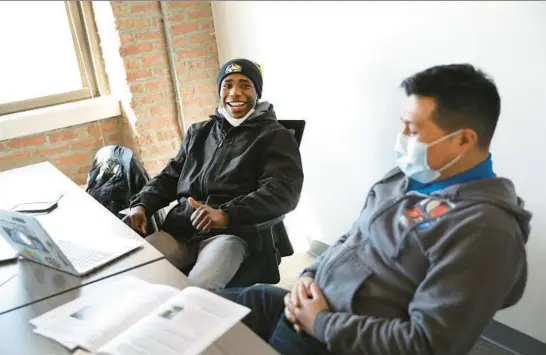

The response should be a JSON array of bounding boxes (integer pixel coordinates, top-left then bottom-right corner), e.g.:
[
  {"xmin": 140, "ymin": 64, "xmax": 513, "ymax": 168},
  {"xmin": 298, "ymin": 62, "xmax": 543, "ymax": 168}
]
[{"xmin": 0, "ymin": 210, "xmax": 73, "ymax": 271}]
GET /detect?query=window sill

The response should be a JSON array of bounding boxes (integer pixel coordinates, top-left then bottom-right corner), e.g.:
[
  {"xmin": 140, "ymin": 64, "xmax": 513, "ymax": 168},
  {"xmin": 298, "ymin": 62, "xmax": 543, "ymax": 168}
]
[{"xmin": 0, "ymin": 96, "xmax": 121, "ymax": 141}]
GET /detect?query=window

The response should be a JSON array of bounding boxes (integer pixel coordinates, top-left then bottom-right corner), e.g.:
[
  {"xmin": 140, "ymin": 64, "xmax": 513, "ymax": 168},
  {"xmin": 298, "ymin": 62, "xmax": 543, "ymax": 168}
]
[{"xmin": 0, "ymin": 1, "xmax": 105, "ymax": 116}]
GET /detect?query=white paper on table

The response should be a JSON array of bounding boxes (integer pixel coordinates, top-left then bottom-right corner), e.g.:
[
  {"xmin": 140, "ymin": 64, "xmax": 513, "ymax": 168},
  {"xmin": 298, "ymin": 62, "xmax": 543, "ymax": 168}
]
[
  {"xmin": 0, "ymin": 270, "xmax": 17, "ymax": 289},
  {"xmin": 97, "ymin": 286, "xmax": 251, "ymax": 355},
  {"xmin": 31, "ymin": 276, "xmax": 149, "ymax": 327},
  {"xmin": 31, "ymin": 276, "xmax": 180, "ymax": 352}
]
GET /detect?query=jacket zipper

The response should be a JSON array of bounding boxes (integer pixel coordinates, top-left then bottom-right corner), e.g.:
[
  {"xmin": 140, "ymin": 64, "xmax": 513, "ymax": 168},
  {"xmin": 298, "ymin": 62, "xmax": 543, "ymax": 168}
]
[
  {"xmin": 364, "ymin": 174, "xmax": 409, "ymax": 233},
  {"xmin": 200, "ymin": 128, "xmax": 233, "ymax": 196}
]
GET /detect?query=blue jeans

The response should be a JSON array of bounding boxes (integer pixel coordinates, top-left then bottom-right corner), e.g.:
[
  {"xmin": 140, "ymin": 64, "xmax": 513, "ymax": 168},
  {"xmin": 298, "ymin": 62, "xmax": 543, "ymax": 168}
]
[{"xmin": 218, "ymin": 285, "xmax": 332, "ymax": 355}]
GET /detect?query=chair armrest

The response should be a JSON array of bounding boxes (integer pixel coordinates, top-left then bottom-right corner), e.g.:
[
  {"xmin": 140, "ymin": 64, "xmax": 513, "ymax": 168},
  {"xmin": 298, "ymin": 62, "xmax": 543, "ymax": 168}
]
[
  {"xmin": 121, "ymin": 203, "xmax": 283, "ymax": 234},
  {"xmin": 118, "ymin": 200, "xmax": 176, "ymax": 219},
  {"xmin": 228, "ymin": 215, "xmax": 285, "ymax": 233}
]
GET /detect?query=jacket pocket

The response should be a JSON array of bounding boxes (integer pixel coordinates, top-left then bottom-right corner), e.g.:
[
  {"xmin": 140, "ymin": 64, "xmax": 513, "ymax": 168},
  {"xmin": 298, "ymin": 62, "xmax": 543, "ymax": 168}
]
[{"xmin": 318, "ymin": 245, "xmax": 374, "ymax": 312}]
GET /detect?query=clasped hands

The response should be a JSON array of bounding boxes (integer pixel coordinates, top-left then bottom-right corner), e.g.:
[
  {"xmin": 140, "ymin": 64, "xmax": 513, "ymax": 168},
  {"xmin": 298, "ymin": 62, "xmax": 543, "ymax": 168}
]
[{"xmin": 284, "ymin": 276, "xmax": 330, "ymax": 335}]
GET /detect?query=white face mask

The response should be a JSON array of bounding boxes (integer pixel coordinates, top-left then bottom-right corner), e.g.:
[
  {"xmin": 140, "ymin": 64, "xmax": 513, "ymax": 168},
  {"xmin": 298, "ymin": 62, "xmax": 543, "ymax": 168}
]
[
  {"xmin": 395, "ymin": 129, "xmax": 463, "ymax": 183},
  {"xmin": 218, "ymin": 105, "xmax": 255, "ymax": 127}
]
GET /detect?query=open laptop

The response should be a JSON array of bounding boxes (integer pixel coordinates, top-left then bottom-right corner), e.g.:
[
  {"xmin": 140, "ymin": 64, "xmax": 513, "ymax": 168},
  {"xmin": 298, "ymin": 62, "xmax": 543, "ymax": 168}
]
[{"xmin": 0, "ymin": 209, "xmax": 143, "ymax": 276}]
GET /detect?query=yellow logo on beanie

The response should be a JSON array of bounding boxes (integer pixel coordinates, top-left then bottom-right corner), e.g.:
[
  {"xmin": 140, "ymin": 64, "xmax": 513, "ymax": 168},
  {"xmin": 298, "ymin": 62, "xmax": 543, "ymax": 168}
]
[
  {"xmin": 225, "ymin": 63, "xmax": 242, "ymax": 74},
  {"xmin": 253, "ymin": 62, "xmax": 263, "ymax": 74}
]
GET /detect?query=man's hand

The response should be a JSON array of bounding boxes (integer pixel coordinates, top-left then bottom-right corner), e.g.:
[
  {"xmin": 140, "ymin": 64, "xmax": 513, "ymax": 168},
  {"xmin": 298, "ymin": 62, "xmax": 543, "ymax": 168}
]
[
  {"xmin": 284, "ymin": 276, "xmax": 314, "ymax": 333},
  {"xmin": 123, "ymin": 205, "xmax": 148, "ymax": 235},
  {"xmin": 188, "ymin": 197, "xmax": 229, "ymax": 232},
  {"xmin": 285, "ymin": 282, "xmax": 329, "ymax": 336}
]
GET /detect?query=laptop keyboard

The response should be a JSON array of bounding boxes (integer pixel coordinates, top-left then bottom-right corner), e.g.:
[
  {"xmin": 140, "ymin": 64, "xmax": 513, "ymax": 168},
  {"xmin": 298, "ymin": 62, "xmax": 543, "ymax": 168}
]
[{"xmin": 56, "ymin": 239, "xmax": 112, "ymax": 271}]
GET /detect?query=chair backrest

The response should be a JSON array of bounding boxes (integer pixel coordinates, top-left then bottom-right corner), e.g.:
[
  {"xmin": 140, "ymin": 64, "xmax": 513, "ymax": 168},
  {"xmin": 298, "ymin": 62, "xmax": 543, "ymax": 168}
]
[{"xmin": 278, "ymin": 120, "xmax": 306, "ymax": 148}]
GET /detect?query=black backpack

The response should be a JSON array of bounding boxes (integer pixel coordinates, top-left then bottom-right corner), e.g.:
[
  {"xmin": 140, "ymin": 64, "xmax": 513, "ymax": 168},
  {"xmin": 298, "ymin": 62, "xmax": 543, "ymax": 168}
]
[{"xmin": 85, "ymin": 145, "xmax": 163, "ymax": 235}]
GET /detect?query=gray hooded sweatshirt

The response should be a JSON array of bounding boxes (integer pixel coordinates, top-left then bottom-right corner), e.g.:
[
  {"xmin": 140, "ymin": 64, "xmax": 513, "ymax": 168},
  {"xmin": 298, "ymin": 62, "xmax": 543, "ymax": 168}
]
[{"xmin": 302, "ymin": 168, "xmax": 531, "ymax": 355}]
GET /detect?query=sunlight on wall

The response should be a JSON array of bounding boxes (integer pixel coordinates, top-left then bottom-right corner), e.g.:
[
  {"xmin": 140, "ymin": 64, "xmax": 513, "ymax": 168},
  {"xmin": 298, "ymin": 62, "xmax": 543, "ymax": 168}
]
[{"xmin": 92, "ymin": 2, "xmax": 138, "ymax": 132}]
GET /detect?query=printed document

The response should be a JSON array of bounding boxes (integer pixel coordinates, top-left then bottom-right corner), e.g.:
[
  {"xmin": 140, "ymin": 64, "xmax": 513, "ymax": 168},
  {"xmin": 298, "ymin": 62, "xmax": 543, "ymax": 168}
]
[{"xmin": 30, "ymin": 276, "xmax": 250, "ymax": 355}]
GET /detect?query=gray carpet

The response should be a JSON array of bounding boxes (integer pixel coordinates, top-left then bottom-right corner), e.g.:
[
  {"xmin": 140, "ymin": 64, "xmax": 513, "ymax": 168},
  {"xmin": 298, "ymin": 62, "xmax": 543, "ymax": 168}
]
[{"xmin": 469, "ymin": 338, "xmax": 517, "ymax": 355}]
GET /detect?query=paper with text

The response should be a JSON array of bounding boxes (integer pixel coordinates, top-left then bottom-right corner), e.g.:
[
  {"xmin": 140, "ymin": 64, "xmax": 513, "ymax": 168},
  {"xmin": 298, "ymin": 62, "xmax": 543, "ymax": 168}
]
[
  {"xmin": 97, "ymin": 286, "xmax": 250, "ymax": 355},
  {"xmin": 31, "ymin": 276, "xmax": 179, "ymax": 352}
]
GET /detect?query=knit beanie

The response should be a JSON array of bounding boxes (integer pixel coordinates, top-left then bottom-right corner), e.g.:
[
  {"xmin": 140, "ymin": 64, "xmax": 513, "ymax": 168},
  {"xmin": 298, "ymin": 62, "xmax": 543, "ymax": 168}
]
[{"xmin": 217, "ymin": 58, "xmax": 263, "ymax": 99}]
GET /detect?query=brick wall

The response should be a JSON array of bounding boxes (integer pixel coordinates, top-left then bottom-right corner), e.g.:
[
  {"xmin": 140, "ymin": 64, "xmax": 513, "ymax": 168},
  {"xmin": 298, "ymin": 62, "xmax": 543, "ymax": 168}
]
[
  {"xmin": 0, "ymin": 117, "xmax": 122, "ymax": 185},
  {"xmin": 0, "ymin": 1, "xmax": 220, "ymax": 184},
  {"xmin": 112, "ymin": 0, "xmax": 220, "ymax": 175}
]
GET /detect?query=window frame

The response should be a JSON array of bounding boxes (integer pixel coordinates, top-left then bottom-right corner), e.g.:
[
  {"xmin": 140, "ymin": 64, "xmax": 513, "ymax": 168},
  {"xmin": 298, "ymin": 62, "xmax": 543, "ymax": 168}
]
[{"xmin": 0, "ymin": 1, "xmax": 106, "ymax": 116}]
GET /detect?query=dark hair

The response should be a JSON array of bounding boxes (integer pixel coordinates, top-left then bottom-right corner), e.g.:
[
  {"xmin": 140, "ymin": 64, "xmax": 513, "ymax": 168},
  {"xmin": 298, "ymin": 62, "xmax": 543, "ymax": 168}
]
[{"xmin": 401, "ymin": 64, "xmax": 501, "ymax": 148}]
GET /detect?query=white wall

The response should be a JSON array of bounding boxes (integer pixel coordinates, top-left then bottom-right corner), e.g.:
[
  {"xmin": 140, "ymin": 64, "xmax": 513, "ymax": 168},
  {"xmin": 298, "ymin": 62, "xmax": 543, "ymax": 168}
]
[{"xmin": 212, "ymin": 0, "xmax": 546, "ymax": 342}]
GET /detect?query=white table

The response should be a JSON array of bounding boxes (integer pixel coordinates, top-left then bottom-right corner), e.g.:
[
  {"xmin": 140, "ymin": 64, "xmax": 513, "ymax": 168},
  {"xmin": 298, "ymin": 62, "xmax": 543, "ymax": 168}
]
[
  {"xmin": 0, "ymin": 259, "xmax": 279, "ymax": 355},
  {"xmin": 0, "ymin": 162, "xmax": 164, "ymax": 314}
]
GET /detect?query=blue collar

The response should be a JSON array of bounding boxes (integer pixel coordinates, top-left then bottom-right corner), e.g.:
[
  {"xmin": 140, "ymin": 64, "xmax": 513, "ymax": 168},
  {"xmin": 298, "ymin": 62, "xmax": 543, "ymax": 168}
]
[{"xmin": 408, "ymin": 154, "xmax": 496, "ymax": 194}]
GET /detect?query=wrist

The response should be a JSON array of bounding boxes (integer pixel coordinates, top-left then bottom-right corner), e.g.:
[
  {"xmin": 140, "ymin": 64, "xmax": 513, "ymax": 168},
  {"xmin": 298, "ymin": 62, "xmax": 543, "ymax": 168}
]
[
  {"xmin": 219, "ymin": 204, "xmax": 237, "ymax": 227},
  {"xmin": 220, "ymin": 210, "xmax": 230, "ymax": 226}
]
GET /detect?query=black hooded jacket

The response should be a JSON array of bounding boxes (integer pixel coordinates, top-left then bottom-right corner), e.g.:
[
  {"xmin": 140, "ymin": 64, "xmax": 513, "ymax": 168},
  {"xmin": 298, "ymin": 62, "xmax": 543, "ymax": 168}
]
[{"xmin": 130, "ymin": 102, "xmax": 304, "ymax": 247}]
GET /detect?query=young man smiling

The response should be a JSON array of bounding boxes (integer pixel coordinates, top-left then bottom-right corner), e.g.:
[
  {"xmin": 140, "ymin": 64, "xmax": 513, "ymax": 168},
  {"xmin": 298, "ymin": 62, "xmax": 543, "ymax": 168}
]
[
  {"xmin": 218, "ymin": 64, "xmax": 531, "ymax": 355},
  {"xmin": 125, "ymin": 58, "xmax": 304, "ymax": 290}
]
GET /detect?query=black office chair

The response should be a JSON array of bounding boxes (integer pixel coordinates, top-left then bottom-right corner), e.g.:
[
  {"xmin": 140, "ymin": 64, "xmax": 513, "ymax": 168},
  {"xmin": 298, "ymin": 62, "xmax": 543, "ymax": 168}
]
[{"xmin": 224, "ymin": 119, "xmax": 306, "ymax": 287}]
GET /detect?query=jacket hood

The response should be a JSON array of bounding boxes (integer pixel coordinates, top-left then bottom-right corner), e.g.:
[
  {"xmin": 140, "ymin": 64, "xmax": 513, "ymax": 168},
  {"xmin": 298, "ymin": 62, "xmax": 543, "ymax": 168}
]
[
  {"xmin": 248, "ymin": 101, "xmax": 277, "ymax": 121},
  {"xmin": 213, "ymin": 101, "xmax": 277, "ymax": 126},
  {"xmin": 435, "ymin": 177, "xmax": 532, "ymax": 243}
]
